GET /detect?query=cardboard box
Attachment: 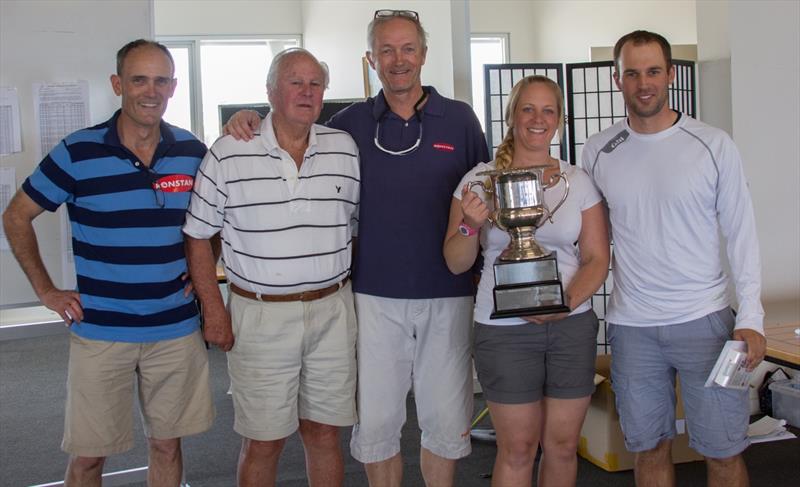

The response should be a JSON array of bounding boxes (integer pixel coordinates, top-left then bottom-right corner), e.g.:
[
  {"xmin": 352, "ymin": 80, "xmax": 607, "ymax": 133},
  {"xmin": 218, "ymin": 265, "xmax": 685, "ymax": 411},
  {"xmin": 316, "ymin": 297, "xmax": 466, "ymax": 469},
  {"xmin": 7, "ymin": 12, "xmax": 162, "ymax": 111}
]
[{"xmin": 577, "ymin": 354, "xmax": 704, "ymax": 472}]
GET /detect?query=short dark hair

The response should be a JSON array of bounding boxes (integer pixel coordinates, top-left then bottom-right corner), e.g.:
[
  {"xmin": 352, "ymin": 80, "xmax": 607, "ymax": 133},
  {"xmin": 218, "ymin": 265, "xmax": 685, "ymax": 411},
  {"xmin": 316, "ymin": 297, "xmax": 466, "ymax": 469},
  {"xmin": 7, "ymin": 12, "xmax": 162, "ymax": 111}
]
[
  {"xmin": 613, "ymin": 30, "xmax": 672, "ymax": 72},
  {"xmin": 116, "ymin": 39, "xmax": 174, "ymax": 75}
]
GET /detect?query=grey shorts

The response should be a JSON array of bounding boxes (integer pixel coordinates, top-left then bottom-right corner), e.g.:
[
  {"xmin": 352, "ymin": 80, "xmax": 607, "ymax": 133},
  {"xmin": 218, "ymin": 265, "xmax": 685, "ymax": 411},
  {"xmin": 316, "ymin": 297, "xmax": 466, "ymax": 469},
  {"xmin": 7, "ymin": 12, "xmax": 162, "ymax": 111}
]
[
  {"xmin": 474, "ymin": 310, "xmax": 599, "ymax": 404},
  {"xmin": 609, "ymin": 307, "xmax": 750, "ymax": 458}
]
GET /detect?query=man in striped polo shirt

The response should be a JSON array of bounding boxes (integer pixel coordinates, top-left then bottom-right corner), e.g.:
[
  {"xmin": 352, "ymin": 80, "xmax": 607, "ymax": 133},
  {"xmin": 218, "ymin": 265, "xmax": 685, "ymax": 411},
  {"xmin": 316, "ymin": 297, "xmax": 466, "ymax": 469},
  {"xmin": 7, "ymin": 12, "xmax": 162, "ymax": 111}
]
[
  {"xmin": 183, "ymin": 48, "xmax": 360, "ymax": 487},
  {"xmin": 3, "ymin": 40, "xmax": 214, "ymax": 485},
  {"xmin": 224, "ymin": 12, "xmax": 489, "ymax": 485}
]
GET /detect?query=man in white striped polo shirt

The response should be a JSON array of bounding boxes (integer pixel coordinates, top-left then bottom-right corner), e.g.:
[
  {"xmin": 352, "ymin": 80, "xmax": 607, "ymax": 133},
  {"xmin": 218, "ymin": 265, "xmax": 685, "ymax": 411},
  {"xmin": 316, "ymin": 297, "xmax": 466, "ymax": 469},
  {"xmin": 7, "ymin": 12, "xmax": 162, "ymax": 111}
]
[{"xmin": 182, "ymin": 48, "xmax": 360, "ymax": 487}]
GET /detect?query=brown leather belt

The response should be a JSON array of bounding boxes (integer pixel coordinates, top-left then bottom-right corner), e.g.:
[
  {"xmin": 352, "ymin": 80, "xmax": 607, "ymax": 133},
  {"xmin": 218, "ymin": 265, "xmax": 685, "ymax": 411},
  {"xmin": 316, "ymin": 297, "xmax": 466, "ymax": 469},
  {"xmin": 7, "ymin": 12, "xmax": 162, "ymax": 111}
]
[{"xmin": 229, "ymin": 277, "xmax": 348, "ymax": 303}]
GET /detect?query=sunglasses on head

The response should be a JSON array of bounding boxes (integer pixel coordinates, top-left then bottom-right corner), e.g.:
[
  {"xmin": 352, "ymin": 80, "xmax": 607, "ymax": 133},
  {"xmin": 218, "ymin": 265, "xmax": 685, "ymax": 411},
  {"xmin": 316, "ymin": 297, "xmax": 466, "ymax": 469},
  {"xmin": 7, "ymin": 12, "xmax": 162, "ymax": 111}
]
[{"xmin": 374, "ymin": 9, "xmax": 419, "ymax": 20}]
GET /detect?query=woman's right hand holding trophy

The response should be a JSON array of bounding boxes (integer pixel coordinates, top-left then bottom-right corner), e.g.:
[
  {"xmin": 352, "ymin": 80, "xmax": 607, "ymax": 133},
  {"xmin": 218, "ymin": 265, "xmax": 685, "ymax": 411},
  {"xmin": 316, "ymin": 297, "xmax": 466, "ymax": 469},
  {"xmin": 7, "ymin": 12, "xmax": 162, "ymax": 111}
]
[{"xmin": 459, "ymin": 184, "xmax": 490, "ymax": 231}]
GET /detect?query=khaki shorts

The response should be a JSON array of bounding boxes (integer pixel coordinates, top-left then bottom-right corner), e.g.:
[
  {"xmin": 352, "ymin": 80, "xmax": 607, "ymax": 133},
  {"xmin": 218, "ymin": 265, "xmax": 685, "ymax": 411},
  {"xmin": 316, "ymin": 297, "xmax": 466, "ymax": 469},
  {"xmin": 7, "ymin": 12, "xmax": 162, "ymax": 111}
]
[
  {"xmin": 62, "ymin": 330, "xmax": 215, "ymax": 457},
  {"xmin": 227, "ymin": 281, "xmax": 357, "ymax": 441}
]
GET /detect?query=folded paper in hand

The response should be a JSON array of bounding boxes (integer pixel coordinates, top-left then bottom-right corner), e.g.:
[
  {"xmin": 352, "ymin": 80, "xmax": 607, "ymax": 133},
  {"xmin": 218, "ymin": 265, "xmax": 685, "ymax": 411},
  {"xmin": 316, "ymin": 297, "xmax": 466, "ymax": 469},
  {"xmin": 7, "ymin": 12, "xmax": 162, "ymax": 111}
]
[{"xmin": 704, "ymin": 340, "xmax": 752, "ymax": 389}]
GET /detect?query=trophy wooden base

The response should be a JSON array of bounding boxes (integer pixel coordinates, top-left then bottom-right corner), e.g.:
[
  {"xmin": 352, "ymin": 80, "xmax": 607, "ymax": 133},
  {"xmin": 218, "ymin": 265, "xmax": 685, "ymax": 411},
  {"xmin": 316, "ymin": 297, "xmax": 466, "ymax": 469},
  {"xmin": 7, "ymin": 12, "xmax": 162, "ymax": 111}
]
[
  {"xmin": 490, "ymin": 252, "xmax": 570, "ymax": 319},
  {"xmin": 490, "ymin": 281, "xmax": 571, "ymax": 319}
]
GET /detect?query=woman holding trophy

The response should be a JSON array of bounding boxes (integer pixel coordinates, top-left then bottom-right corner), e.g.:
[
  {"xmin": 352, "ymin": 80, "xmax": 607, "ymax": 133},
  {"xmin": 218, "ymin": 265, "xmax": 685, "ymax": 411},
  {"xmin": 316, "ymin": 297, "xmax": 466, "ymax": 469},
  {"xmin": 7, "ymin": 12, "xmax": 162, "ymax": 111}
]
[{"xmin": 443, "ymin": 75, "xmax": 609, "ymax": 487}]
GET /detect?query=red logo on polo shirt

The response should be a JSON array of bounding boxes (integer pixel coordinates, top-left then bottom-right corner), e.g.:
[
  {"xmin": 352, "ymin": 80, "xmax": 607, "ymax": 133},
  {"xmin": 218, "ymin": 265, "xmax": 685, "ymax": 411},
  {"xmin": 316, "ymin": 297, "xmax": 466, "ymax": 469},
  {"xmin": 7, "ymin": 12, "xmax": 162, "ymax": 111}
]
[
  {"xmin": 432, "ymin": 142, "xmax": 455, "ymax": 152},
  {"xmin": 153, "ymin": 174, "xmax": 194, "ymax": 192}
]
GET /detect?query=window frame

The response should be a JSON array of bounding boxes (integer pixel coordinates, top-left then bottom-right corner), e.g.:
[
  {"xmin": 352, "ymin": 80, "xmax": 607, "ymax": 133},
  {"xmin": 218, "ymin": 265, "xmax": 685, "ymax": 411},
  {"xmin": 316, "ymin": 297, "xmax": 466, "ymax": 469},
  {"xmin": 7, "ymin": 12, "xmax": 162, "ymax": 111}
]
[
  {"xmin": 469, "ymin": 33, "xmax": 510, "ymax": 132},
  {"xmin": 470, "ymin": 33, "xmax": 510, "ymax": 63},
  {"xmin": 157, "ymin": 34, "xmax": 303, "ymax": 141}
]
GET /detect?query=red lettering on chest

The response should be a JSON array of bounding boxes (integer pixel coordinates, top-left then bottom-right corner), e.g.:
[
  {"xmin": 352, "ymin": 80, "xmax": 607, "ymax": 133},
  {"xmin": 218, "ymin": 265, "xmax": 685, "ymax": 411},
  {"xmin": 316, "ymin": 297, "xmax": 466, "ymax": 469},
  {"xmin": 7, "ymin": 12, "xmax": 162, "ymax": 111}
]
[
  {"xmin": 432, "ymin": 142, "xmax": 455, "ymax": 152},
  {"xmin": 153, "ymin": 174, "xmax": 194, "ymax": 193}
]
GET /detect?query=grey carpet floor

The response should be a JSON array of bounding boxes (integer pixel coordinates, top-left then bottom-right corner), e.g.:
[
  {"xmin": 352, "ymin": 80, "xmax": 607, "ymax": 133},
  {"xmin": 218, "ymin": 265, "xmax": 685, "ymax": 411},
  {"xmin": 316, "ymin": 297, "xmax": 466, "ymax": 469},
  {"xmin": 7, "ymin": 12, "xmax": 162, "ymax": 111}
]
[{"xmin": 1, "ymin": 334, "xmax": 798, "ymax": 486}]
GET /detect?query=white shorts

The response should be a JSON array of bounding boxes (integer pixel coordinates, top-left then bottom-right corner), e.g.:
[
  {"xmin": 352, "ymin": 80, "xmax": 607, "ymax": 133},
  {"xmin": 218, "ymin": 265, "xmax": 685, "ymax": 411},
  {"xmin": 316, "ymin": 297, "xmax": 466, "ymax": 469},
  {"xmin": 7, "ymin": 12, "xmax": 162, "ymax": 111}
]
[
  {"xmin": 227, "ymin": 281, "xmax": 357, "ymax": 441},
  {"xmin": 350, "ymin": 293, "xmax": 474, "ymax": 463}
]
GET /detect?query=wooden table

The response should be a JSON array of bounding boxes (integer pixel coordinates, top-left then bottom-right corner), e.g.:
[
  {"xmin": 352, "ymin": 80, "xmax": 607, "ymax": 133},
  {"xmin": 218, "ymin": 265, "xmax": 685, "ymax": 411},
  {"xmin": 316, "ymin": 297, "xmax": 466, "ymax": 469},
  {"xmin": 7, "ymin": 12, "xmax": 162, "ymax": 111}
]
[
  {"xmin": 764, "ymin": 322, "xmax": 800, "ymax": 368},
  {"xmin": 763, "ymin": 301, "xmax": 800, "ymax": 368}
]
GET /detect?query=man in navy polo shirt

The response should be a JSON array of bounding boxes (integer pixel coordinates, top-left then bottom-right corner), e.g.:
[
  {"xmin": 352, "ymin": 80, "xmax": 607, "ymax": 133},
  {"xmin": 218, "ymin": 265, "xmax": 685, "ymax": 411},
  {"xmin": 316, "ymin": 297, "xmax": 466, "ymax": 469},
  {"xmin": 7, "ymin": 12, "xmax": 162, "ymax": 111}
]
[
  {"xmin": 3, "ymin": 39, "xmax": 214, "ymax": 486},
  {"xmin": 226, "ymin": 10, "xmax": 488, "ymax": 486}
]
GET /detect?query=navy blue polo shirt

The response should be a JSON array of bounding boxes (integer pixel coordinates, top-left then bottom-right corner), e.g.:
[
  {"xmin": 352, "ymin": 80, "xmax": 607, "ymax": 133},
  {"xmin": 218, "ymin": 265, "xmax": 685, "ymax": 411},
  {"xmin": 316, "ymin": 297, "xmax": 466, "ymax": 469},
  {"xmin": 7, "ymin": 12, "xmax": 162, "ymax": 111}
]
[
  {"xmin": 23, "ymin": 110, "xmax": 207, "ymax": 342},
  {"xmin": 328, "ymin": 87, "xmax": 489, "ymax": 299}
]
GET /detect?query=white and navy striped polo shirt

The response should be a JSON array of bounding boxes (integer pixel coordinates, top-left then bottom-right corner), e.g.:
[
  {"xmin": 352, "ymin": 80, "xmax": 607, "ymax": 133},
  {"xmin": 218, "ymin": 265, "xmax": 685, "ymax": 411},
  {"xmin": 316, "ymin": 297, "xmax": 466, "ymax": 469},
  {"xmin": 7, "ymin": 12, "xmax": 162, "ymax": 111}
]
[
  {"xmin": 183, "ymin": 112, "xmax": 360, "ymax": 295},
  {"xmin": 22, "ymin": 110, "xmax": 207, "ymax": 342}
]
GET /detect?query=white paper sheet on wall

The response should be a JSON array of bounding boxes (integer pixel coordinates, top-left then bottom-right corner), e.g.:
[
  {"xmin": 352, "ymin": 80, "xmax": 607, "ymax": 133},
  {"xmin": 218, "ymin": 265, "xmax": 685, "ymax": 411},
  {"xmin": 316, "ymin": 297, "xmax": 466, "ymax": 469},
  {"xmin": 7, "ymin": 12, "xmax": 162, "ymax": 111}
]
[
  {"xmin": 32, "ymin": 80, "xmax": 90, "ymax": 162},
  {"xmin": 0, "ymin": 167, "xmax": 16, "ymax": 250},
  {"xmin": 0, "ymin": 87, "xmax": 23, "ymax": 155}
]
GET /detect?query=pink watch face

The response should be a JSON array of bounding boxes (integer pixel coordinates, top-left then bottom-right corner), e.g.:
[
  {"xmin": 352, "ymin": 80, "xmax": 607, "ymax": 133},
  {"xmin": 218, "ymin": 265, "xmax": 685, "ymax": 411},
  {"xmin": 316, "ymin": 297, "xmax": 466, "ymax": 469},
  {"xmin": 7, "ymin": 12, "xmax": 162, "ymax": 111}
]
[{"xmin": 459, "ymin": 222, "xmax": 477, "ymax": 236}]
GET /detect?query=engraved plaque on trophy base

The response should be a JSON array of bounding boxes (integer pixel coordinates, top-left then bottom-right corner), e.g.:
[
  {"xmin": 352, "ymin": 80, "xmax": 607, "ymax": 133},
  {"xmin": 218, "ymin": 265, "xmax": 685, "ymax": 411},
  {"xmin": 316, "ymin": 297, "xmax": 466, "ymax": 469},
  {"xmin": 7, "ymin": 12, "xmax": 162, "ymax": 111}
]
[{"xmin": 489, "ymin": 251, "xmax": 571, "ymax": 319}]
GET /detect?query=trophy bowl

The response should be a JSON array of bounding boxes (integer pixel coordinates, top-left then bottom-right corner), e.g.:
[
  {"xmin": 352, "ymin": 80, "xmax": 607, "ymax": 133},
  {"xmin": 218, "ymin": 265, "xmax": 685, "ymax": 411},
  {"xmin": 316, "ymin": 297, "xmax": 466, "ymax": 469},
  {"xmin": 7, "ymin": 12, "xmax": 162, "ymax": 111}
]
[{"xmin": 470, "ymin": 166, "xmax": 569, "ymax": 261}]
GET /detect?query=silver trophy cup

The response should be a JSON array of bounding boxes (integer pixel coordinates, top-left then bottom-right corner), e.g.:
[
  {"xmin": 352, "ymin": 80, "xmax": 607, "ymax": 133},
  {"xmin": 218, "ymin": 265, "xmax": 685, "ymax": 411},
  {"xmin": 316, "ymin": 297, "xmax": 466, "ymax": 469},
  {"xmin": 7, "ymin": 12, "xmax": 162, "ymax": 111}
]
[{"xmin": 468, "ymin": 166, "xmax": 570, "ymax": 318}]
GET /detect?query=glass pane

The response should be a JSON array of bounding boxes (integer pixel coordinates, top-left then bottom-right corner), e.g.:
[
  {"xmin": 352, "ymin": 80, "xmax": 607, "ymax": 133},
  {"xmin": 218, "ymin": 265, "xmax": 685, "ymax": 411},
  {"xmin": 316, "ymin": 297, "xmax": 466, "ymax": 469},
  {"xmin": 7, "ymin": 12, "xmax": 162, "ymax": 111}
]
[
  {"xmin": 500, "ymin": 69, "xmax": 512, "ymax": 94},
  {"xmin": 572, "ymin": 68, "xmax": 585, "ymax": 93},
  {"xmin": 598, "ymin": 66, "xmax": 611, "ymax": 92},
  {"xmin": 470, "ymin": 36, "xmax": 506, "ymax": 131},
  {"xmin": 490, "ymin": 95, "xmax": 502, "ymax": 122},
  {"xmin": 200, "ymin": 39, "xmax": 299, "ymax": 145},
  {"xmin": 586, "ymin": 68, "xmax": 599, "ymax": 93},
  {"xmin": 164, "ymin": 47, "xmax": 192, "ymax": 134}
]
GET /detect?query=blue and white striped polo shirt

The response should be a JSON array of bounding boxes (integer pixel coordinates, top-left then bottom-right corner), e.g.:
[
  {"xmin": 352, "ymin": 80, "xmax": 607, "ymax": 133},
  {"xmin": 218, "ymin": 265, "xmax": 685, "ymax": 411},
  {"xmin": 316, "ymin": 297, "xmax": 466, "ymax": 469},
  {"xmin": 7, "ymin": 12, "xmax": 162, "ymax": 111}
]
[{"xmin": 22, "ymin": 110, "xmax": 207, "ymax": 342}]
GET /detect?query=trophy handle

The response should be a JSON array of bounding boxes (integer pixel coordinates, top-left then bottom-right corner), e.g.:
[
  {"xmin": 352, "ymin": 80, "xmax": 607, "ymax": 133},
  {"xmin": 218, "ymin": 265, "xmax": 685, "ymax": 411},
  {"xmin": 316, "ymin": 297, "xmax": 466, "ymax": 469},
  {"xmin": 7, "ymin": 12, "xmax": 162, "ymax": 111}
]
[
  {"xmin": 543, "ymin": 172, "xmax": 569, "ymax": 224},
  {"xmin": 467, "ymin": 180, "xmax": 492, "ymax": 194},
  {"xmin": 465, "ymin": 180, "xmax": 496, "ymax": 226}
]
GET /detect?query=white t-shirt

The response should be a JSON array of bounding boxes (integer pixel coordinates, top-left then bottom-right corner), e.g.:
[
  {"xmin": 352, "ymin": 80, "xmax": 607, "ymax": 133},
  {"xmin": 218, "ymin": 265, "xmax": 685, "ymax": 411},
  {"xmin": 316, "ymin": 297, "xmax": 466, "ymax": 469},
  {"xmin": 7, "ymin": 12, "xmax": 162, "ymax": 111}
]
[
  {"xmin": 581, "ymin": 115, "xmax": 763, "ymax": 333},
  {"xmin": 454, "ymin": 160, "xmax": 602, "ymax": 326}
]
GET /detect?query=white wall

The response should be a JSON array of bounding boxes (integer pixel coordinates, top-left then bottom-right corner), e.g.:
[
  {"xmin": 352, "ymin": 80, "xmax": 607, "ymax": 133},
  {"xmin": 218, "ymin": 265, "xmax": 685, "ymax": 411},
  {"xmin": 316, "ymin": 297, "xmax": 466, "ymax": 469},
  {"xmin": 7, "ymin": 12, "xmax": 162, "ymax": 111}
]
[
  {"xmin": 154, "ymin": 0, "xmax": 302, "ymax": 36},
  {"xmin": 696, "ymin": 0, "xmax": 732, "ymax": 135},
  {"xmin": 730, "ymin": 1, "xmax": 800, "ymax": 304},
  {"xmin": 0, "ymin": 0, "xmax": 153, "ymax": 307},
  {"xmin": 470, "ymin": 0, "xmax": 697, "ymax": 63},
  {"xmin": 154, "ymin": 0, "xmax": 456, "ymax": 101}
]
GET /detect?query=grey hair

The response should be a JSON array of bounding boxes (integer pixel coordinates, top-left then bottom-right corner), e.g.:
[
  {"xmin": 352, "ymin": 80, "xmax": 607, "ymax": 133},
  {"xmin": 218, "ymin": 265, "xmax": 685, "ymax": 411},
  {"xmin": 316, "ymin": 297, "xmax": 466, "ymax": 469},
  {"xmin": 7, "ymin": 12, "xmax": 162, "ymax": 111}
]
[
  {"xmin": 266, "ymin": 48, "xmax": 330, "ymax": 92},
  {"xmin": 366, "ymin": 15, "xmax": 428, "ymax": 53}
]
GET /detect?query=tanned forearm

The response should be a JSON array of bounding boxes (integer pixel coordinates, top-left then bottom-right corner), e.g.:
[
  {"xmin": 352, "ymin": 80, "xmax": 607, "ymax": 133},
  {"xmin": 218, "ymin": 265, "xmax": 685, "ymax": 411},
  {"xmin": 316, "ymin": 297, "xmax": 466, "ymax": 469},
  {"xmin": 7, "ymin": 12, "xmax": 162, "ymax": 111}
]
[
  {"xmin": 4, "ymin": 191, "xmax": 83, "ymax": 323},
  {"xmin": 209, "ymin": 232, "xmax": 222, "ymax": 263},
  {"xmin": 564, "ymin": 253, "xmax": 608, "ymax": 310},
  {"xmin": 564, "ymin": 204, "xmax": 610, "ymax": 310},
  {"xmin": 186, "ymin": 233, "xmax": 234, "ymax": 350},
  {"xmin": 185, "ymin": 234, "xmax": 225, "ymax": 313},
  {"xmin": 3, "ymin": 194, "xmax": 55, "ymax": 298},
  {"xmin": 443, "ymin": 198, "xmax": 481, "ymax": 275}
]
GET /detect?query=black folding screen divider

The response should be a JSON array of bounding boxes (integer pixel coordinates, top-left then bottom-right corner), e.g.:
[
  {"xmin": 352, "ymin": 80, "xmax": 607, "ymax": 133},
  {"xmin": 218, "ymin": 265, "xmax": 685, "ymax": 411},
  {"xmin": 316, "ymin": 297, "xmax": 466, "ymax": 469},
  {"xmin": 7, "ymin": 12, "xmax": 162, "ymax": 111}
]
[{"xmin": 482, "ymin": 60, "xmax": 696, "ymax": 354}]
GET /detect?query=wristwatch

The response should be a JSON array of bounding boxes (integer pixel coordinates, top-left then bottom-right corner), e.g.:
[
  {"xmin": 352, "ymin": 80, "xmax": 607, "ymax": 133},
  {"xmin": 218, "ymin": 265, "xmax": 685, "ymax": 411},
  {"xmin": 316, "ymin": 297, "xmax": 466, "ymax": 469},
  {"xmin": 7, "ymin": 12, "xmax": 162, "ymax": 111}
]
[{"xmin": 458, "ymin": 221, "xmax": 478, "ymax": 237}]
